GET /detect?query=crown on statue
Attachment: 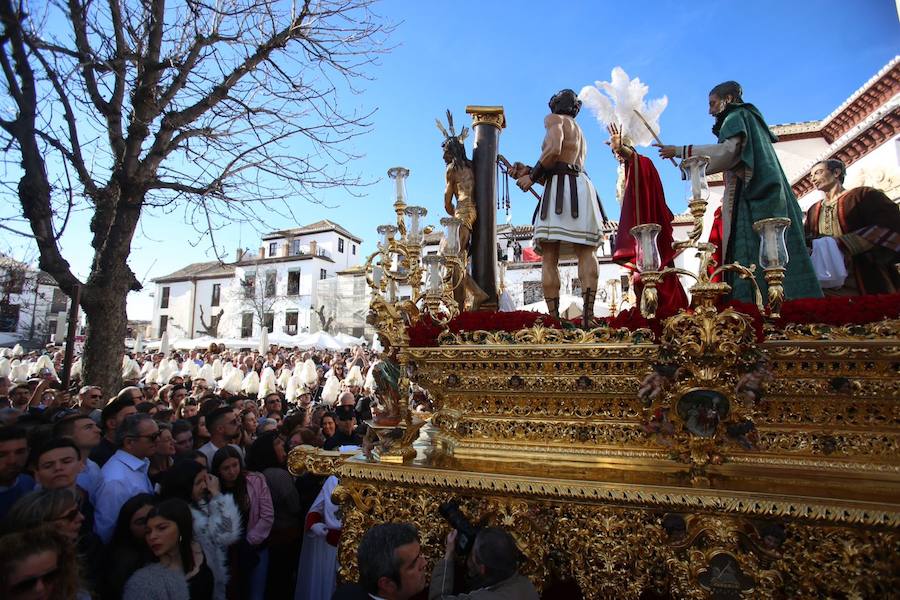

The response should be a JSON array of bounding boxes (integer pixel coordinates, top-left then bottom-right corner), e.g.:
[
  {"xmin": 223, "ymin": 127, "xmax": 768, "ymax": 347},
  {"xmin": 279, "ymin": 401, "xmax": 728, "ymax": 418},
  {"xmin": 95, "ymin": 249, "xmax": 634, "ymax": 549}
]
[{"xmin": 435, "ymin": 110, "xmax": 468, "ymax": 144}]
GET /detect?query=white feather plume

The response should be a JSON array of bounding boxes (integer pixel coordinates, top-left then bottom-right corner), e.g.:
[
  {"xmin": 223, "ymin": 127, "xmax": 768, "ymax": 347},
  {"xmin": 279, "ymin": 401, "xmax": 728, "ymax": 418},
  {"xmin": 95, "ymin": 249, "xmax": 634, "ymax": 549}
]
[{"xmin": 578, "ymin": 67, "xmax": 668, "ymax": 148}]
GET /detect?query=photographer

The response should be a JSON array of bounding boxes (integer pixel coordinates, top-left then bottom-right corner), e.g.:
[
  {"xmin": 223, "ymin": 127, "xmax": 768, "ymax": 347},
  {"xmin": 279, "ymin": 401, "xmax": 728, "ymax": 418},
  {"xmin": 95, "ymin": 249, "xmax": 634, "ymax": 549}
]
[{"xmin": 430, "ymin": 527, "xmax": 538, "ymax": 599}]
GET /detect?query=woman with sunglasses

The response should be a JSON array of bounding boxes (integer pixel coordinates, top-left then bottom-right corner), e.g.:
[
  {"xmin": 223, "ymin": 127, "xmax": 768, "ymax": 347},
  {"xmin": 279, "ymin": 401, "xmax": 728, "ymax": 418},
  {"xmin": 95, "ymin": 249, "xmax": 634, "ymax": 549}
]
[
  {"xmin": 124, "ymin": 498, "xmax": 213, "ymax": 600},
  {"xmin": 2, "ymin": 488, "xmax": 99, "ymax": 596},
  {"xmin": 0, "ymin": 526, "xmax": 85, "ymax": 600}
]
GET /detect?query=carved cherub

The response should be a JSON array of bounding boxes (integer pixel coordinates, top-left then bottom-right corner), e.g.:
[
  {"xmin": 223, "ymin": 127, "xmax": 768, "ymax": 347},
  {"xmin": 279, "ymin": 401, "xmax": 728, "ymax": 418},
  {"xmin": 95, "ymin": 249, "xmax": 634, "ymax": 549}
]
[
  {"xmin": 735, "ymin": 360, "xmax": 773, "ymax": 404},
  {"xmin": 638, "ymin": 364, "xmax": 679, "ymax": 407}
]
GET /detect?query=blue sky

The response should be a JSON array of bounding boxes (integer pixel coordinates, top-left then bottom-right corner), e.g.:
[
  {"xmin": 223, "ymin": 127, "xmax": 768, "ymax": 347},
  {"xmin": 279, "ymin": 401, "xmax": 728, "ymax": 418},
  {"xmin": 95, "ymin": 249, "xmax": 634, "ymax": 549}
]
[{"xmin": 4, "ymin": 0, "xmax": 898, "ymax": 319}]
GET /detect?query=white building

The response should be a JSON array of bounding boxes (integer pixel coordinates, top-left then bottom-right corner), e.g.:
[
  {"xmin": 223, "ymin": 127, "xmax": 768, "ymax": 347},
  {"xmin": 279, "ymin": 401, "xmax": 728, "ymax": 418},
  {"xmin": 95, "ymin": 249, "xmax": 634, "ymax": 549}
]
[
  {"xmin": 150, "ymin": 220, "xmax": 363, "ymax": 340},
  {"xmin": 0, "ymin": 256, "xmax": 72, "ymax": 346}
]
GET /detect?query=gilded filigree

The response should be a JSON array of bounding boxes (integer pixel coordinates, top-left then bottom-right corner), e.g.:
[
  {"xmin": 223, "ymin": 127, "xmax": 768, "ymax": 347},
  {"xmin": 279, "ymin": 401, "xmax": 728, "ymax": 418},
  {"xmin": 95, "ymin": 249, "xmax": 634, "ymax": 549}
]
[{"xmin": 434, "ymin": 324, "xmax": 655, "ymax": 346}]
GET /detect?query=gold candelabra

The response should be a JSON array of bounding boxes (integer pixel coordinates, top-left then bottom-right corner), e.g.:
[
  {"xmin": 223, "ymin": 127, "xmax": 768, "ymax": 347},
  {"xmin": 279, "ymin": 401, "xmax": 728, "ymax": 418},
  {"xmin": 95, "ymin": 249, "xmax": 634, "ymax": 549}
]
[
  {"xmin": 359, "ymin": 167, "xmax": 472, "ymax": 461},
  {"xmin": 632, "ymin": 155, "xmax": 790, "ymax": 318}
]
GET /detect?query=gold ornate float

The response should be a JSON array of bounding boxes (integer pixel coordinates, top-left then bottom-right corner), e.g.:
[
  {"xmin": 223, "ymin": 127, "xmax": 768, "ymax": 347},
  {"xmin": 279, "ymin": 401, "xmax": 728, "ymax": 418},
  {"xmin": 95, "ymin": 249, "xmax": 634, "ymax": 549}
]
[{"xmin": 289, "ymin": 157, "xmax": 900, "ymax": 598}]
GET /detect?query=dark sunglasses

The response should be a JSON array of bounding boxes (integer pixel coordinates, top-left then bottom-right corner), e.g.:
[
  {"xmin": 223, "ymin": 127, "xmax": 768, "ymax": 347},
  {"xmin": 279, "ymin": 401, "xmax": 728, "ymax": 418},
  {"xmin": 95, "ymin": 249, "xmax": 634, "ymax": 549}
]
[
  {"xmin": 128, "ymin": 431, "xmax": 161, "ymax": 441},
  {"xmin": 9, "ymin": 567, "xmax": 60, "ymax": 595}
]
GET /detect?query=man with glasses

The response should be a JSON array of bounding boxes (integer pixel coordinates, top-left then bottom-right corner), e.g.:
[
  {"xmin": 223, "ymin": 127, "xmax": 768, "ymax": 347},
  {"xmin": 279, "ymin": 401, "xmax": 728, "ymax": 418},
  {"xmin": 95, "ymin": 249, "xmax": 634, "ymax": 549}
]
[
  {"xmin": 77, "ymin": 386, "xmax": 103, "ymax": 423},
  {"xmin": 94, "ymin": 413, "xmax": 158, "ymax": 543},
  {"xmin": 263, "ymin": 392, "xmax": 283, "ymax": 420},
  {"xmin": 89, "ymin": 395, "xmax": 137, "ymax": 467}
]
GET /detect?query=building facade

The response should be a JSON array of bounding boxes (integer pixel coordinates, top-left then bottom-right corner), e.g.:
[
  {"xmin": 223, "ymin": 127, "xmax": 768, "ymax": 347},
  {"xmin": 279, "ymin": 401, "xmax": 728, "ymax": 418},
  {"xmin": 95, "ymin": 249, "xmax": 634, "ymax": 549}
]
[
  {"xmin": 0, "ymin": 256, "xmax": 72, "ymax": 346},
  {"xmin": 150, "ymin": 220, "xmax": 363, "ymax": 339}
]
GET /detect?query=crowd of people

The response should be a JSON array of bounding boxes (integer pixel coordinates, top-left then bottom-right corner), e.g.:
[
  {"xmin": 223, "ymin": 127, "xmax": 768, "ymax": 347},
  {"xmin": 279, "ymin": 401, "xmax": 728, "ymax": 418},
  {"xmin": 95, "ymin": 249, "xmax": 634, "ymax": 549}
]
[{"xmin": 0, "ymin": 343, "xmax": 435, "ymax": 600}]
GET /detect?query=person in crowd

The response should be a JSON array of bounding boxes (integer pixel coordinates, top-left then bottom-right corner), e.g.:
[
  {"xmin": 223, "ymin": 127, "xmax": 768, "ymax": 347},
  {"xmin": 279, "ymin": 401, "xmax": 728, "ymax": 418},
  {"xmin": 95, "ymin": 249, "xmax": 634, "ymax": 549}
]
[
  {"xmin": 103, "ymin": 493, "xmax": 158, "ymax": 600},
  {"xmin": 123, "ymin": 498, "xmax": 214, "ymax": 600},
  {"xmin": 160, "ymin": 459, "xmax": 242, "ymax": 600},
  {"xmin": 95, "ymin": 413, "xmax": 158, "ymax": 543},
  {"xmin": 323, "ymin": 405, "xmax": 362, "ymax": 450},
  {"xmin": 179, "ymin": 398, "xmax": 200, "ymax": 419},
  {"xmin": 53, "ymin": 414, "xmax": 103, "ymax": 504},
  {"xmin": 0, "ymin": 425, "xmax": 34, "ymax": 520},
  {"xmin": 430, "ymin": 527, "xmax": 539, "ymax": 599},
  {"xmin": 170, "ymin": 384, "xmax": 189, "ymax": 417},
  {"xmin": 247, "ymin": 430, "xmax": 302, "ymax": 598},
  {"xmin": 137, "ymin": 401, "xmax": 160, "ymax": 417},
  {"xmin": 0, "ymin": 526, "xmax": 86, "ymax": 600},
  {"xmin": 3, "ymin": 486, "xmax": 103, "ymax": 591},
  {"xmin": 190, "ymin": 414, "xmax": 211, "ymax": 447},
  {"xmin": 212, "ymin": 446, "xmax": 273, "ymax": 600},
  {"xmin": 295, "ymin": 475, "xmax": 341, "ymax": 600},
  {"xmin": 257, "ymin": 418, "xmax": 279, "ymax": 434},
  {"xmin": 199, "ymin": 407, "xmax": 242, "ymax": 465},
  {"xmin": 143, "ymin": 382, "xmax": 161, "ymax": 402},
  {"xmin": 149, "ymin": 422, "xmax": 177, "ymax": 485},
  {"xmin": 239, "ymin": 409, "xmax": 258, "ymax": 450},
  {"xmin": 348, "ymin": 522, "xmax": 427, "ymax": 600},
  {"xmin": 32, "ymin": 438, "xmax": 96, "ymax": 530},
  {"xmin": 262, "ymin": 392, "xmax": 284, "ymax": 421},
  {"xmin": 90, "ymin": 395, "xmax": 138, "ymax": 467},
  {"xmin": 319, "ymin": 412, "xmax": 337, "ymax": 447},
  {"xmin": 172, "ymin": 419, "xmax": 196, "ymax": 456},
  {"xmin": 77, "ymin": 385, "xmax": 103, "ymax": 423}
]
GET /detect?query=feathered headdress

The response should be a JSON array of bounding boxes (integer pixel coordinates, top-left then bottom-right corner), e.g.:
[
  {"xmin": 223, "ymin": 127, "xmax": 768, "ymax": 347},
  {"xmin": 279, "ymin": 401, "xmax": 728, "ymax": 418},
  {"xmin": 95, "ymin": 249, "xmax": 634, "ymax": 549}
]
[
  {"xmin": 436, "ymin": 110, "xmax": 469, "ymax": 144},
  {"xmin": 578, "ymin": 67, "xmax": 667, "ymax": 148}
]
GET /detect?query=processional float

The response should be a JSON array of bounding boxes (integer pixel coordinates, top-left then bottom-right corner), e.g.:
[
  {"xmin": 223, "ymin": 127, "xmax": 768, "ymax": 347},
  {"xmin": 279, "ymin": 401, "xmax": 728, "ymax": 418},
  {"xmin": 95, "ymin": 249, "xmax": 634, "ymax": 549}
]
[{"xmin": 289, "ymin": 106, "xmax": 899, "ymax": 599}]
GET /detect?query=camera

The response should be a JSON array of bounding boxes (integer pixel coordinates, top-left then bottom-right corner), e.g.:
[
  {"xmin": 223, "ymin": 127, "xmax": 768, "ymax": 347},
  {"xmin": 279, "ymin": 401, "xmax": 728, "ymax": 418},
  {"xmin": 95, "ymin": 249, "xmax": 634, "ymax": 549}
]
[{"xmin": 438, "ymin": 501, "xmax": 480, "ymax": 556}]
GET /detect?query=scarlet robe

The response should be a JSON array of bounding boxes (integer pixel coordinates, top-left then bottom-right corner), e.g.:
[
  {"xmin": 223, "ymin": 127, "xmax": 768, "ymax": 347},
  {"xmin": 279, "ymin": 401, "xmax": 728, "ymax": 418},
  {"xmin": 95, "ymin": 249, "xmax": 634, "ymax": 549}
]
[{"xmin": 613, "ymin": 152, "xmax": 688, "ymax": 315}]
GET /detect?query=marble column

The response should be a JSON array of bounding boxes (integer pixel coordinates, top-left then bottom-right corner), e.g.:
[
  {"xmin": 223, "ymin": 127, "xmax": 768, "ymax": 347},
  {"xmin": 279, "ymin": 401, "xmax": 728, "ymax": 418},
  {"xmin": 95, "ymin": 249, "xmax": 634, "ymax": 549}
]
[{"xmin": 465, "ymin": 105, "xmax": 505, "ymax": 309}]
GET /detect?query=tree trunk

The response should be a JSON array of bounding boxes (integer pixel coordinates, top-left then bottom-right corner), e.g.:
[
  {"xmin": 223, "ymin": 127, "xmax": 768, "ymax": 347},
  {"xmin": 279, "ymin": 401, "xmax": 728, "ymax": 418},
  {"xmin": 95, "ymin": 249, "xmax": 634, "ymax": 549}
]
[{"xmin": 80, "ymin": 280, "xmax": 131, "ymax": 398}]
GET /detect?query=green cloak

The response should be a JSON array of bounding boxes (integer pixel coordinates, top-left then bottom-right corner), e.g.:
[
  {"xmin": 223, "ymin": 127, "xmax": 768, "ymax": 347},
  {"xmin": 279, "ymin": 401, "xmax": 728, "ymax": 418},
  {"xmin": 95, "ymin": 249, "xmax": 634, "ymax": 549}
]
[{"xmin": 715, "ymin": 103, "xmax": 822, "ymax": 302}]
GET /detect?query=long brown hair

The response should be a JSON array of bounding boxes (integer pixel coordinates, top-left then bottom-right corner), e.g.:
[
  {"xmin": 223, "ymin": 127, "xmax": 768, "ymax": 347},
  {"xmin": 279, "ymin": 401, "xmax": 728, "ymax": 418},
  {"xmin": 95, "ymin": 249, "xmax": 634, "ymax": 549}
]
[{"xmin": 211, "ymin": 446, "xmax": 250, "ymax": 513}]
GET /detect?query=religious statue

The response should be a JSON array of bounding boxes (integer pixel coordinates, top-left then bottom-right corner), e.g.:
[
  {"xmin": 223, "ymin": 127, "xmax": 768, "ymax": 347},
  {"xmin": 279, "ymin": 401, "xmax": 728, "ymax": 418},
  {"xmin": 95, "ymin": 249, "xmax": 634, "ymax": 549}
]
[
  {"xmin": 437, "ymin": 111, "xmax": 489, "ymax": 311},
  {"xmin": 509, "ymin": 89, "xmax": 605, "ymax": 327},
  {"xmin": 608, "ymin": 123, "xmax": 688, "ymax": 316},
  {"xmin": 656, "ymin": 81, "xmax": 823, "ymax": 302},
  {"xmin": 805, "ymin": 159, "xmax": 900, "ymax": 295}
]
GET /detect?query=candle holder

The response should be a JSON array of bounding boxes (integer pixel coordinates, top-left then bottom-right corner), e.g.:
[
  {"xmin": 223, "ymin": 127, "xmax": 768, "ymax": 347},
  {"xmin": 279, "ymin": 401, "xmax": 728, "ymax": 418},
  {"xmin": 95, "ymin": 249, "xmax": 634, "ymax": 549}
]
[
  {"xmin": 631, "ymin": 224, "xmax": 662, "ymax": 318},
  {"xmin": 675, "ymin": 156, "xmax": 711, "ymax": 250},
  {"xmin": 387, "ymin": 167, "xmax": 410, "ymax": 236},
  {"xmin": 753, "ymin": 217, "xmax": 791, "ymax": 318}
]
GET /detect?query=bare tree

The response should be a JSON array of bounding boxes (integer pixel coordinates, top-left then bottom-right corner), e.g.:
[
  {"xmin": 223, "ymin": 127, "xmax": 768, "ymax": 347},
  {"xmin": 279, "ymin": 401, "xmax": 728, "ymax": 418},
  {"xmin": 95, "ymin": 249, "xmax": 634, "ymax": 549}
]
[
  {"xmin": 196, "ymin": 305, "xmax": 223, "ymax": 337},
  {"xmin": 314, "ymin": 304, "xmax": 335, "ymax": 333},
  {"xmin": 237, "ymin": 267, "xmax": 284, "ymax": 333},
  {"xmin": 0, "ymin": 0, "xmax": 391, "ymax": 393}
]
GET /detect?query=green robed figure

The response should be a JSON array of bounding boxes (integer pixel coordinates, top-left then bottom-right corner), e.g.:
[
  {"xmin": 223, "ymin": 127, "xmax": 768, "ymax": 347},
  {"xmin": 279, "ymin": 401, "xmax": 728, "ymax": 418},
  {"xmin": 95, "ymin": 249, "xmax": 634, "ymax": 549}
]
[{"xmin": 657, "ymin": 81, "xmax": 822, "ymax": 302}]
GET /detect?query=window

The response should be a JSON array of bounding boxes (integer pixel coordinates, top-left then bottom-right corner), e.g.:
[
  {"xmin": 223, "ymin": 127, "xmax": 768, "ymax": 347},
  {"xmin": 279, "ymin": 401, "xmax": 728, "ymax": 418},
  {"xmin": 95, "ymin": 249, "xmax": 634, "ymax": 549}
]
[
  {"xmin": 263, "ymin": 312, "xmax": 274, "ymax": 333},
  {"xmin": 160, "ymin": 286, "xmax": 170, "ymax": 309},
  {"xmin": 50, "ymin": 288, "xmax": 68, "ymax": 313},
  {"xmin": 291, "ymin": 239, "xmax": 301, "ymax": 255},
  {"xmin": 241, "ymin": 313, "xmax": 253, "ymax": 338},
  {"xmin": 243, "ymin": 274, "xmax": 256, "ymax": 299},
  {"xmin": 523, "ymin": 281, "xmax": 543, "ymax": 305},
  {"xmin": 268, "ymin": 242, "xmax": 277, "ymax": 257},
  {"xmin": 320, "ymin": 269, "xmax": 327, "ymax": 280},
  {"xmin": 211, "ymin": 284, "xmax": 221, "ymax": 307},
  {"xmin": 265, "ymin": 271, "xmax": 276, "ymax": 297},
  {"xmin": 285, "ymin": 311, "xmax": 298, "ymax": 334},
  {"xmin": 287, "ymin": 270, "xmax": 301, "ymax": 295},
  {"xmin": 352, "ymin": 244, "xmax": 356, "ymax": 255},
  {"xmin": 159, "ymin": 315, "xmax": 168, "ymax": 336},
  {"xmin": 0, "ymin": 303, "xmax": 20, "ymax": 332},
  {"xmin": 338, "ymin": 238, "xmax": 344, "ymax": 253}
]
